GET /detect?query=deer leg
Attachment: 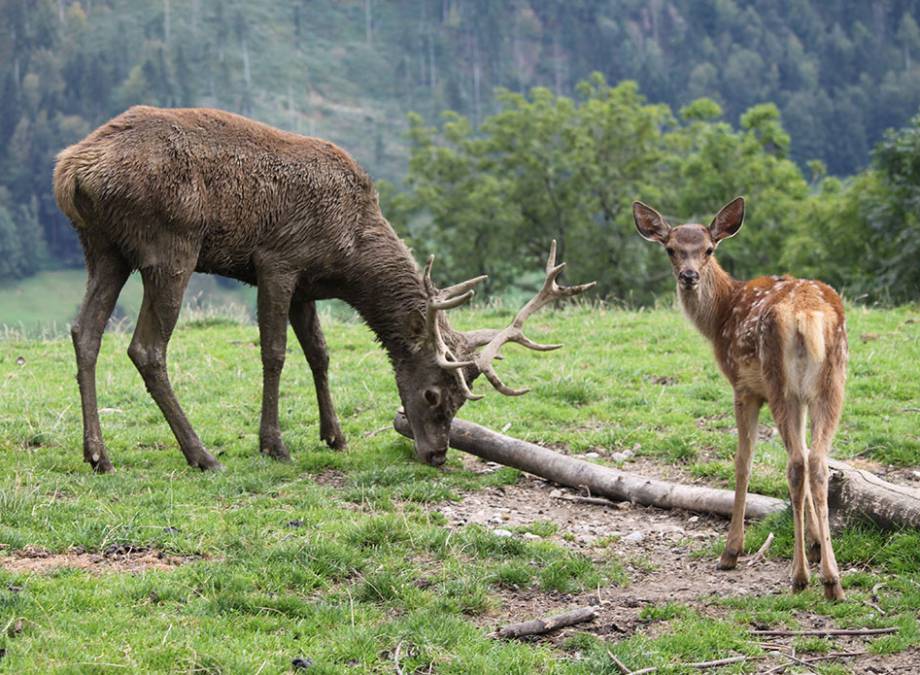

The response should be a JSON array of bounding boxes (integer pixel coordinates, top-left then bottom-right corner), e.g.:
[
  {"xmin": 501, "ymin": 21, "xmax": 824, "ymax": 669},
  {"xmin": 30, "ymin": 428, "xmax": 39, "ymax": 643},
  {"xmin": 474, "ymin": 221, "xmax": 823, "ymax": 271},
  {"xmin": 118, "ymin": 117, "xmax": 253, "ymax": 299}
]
[
  {"xmin": 290, "ymin": 297, "xmax": 346, "ymax": 450},
  {"xmin": 776, "ymin": 398, "xmax": 810, "ymax": 592},
  {"xmin": 128, "ymin": 264, "xmax": 221, "ymax": 470},
  {"xmin": 718, "ymin": 393, "xmax": 761, "ymax": 570},
  {"xmin": 72, "ymin": 246, "xmax": 131, "ymax": 473},
  {"xmin": 809, "ymin": 393, "xmax": 845, "ymax": 601},
  {"xmin": 804, "ymin": 474, "xmax": 823, "ymax": 564},
  {"xmin": 257, "ymin": 272, "xmax": 297, "ymax": 461}
]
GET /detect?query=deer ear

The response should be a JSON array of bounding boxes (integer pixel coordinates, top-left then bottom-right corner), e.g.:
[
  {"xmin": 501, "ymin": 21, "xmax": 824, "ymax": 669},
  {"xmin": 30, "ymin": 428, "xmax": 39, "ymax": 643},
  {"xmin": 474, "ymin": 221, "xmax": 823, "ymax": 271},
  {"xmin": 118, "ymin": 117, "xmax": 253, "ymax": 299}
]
[
  {"xmin": 633, "ymin": 201, "xmax": 670, "ymax": 244},
  {"xmin": 710, "ymin": 197, "xmax": 745, "ymax": 242}
]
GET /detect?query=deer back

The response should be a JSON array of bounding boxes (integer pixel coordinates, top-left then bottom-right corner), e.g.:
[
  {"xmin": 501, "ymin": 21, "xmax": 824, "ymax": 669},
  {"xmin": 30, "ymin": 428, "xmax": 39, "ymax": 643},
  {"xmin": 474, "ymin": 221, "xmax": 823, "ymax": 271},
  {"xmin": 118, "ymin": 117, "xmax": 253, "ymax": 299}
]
[
  {"xmin": 716, "ymin": 275, "xmax": 848, "ymax": 402},
  {"xmin": 54, "ymin": 106, "xmax": 384, "ymax": 278}
]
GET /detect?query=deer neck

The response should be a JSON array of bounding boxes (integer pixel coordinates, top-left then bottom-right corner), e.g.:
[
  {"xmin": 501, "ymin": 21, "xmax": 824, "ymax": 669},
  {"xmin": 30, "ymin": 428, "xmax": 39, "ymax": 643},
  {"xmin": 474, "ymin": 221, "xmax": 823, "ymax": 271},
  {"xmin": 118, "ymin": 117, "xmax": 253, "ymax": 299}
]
[
  {"xmin": 345, "ymin": 237, "xmax": 428, "ymax": 364},
  {"xmin": 677, "ymin": 259, "xmax": 738, "ymax": 343}
]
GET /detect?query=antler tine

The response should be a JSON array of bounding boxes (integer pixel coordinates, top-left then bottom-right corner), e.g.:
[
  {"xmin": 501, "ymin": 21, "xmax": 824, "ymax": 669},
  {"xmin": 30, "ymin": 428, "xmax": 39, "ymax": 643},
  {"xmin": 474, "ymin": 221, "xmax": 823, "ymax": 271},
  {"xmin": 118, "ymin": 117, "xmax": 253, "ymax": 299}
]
[
  {"xmin": 430, "ymin": 289, "xmax": 476, "ymax": 311},
  {"xmin": 480, "ymin": 363, "xmax": 530, "ymax": 397},
  {"xmin": 423, "ymin": 254, "xmax": 488, "ymax": 399},
  {"xmin": 440, "ymin": 274, "xmax": 487, "ymax": 299},
  {"xmin": 470, "ymin": 240, "xmax": 594, "ymax": 396},
  {"xmin": 509, "ymin": 334, "xmax": 562, "ymax": 352},
  {"xmin": 545, "ymin": 239, "xmax": 557, "ymax": 273}
]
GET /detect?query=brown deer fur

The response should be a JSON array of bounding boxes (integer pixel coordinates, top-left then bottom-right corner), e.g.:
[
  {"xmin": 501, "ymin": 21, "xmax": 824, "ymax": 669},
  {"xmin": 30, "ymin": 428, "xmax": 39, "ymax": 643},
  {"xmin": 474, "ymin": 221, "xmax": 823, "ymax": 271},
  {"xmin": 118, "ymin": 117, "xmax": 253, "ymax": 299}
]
[
  {"xmin": 54, "ymin": 106, "xmax": 586, "ymax": 473},
  {"xmin": 634, "ymin": 197, "xmax": 847, "ymax": 601}
]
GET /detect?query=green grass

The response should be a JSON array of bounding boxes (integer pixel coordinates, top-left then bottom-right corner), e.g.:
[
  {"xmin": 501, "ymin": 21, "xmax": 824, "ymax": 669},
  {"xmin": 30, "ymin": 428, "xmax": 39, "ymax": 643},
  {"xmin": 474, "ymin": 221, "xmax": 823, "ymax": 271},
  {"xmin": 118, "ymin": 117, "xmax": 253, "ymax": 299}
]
[{"xmin": 0, "ymin": 304, "xmax": 918, "ymax": 672}]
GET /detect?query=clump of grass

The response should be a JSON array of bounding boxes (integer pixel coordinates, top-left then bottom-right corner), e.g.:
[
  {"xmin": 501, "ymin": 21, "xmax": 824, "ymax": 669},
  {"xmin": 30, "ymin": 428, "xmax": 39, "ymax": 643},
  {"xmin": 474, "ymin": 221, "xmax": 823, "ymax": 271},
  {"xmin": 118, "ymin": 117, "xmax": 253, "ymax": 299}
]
[
  {"xmin": 793, "ymin": 636, "xmax": 833, "ymax": 653},
  {"xmin": 511, "ymin": 520, "xmax": 558, "ymax": 538},
  {"xmin": 355, "ymin": 564, "xmax": 416, "ymax": 604},
  {"xmin": 436, "ymin": 577, "xmax": 493, "ymax": 615},
  {"xmin": 346, "ymin": 515, "xmax": 412, "ymax": 549},
  {"xmin": 639, "ymin": 602, "xmax": 692, "ymax": 623},
  {"xmin": 538, "ymin": 555, "xmax": 600, "ymax": 593},
  {"xmin": 488, "ymin": 562, "xmax": 533, "ymax": 589}
]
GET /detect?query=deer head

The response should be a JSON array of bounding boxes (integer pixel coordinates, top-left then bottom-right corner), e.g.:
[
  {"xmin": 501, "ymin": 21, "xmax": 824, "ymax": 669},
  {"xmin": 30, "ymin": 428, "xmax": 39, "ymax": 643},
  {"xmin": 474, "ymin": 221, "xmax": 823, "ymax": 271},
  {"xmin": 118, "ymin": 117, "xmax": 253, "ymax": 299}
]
[
  {"xmin": 633, "ymin": 197, "xmax": 745, "ymax": 292},
  {"xmin": 397, "ymin": 241, "xmax": 595, "ymax": 466}
]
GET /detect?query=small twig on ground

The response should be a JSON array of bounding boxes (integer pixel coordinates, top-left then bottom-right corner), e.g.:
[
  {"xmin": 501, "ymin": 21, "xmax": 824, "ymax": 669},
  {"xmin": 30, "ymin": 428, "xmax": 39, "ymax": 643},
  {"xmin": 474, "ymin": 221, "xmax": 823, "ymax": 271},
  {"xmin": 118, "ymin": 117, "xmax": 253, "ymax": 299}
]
[
  {"xmin": 746, "ymin": 532, "xmax": 774, "ymax": 567},
  {"xmin": 557, "ymin": 494, "xmax": 617, "ymax": 507},
  {"xmin": 626, "ymin": 654, "xmax": 760, "ymax": 674},
  {"xmin": 751, "ymin": 627, "xmax": 896, "ymax": 637},
  {"xmin": 775, "ymin": 650, "xmax": 817, "ymax": 673},
  {"xmin": 606, "ymin": 650, "xmax": 631, "ymax": 674},
  {"xmin": 902, "ymin": 407, "xmax": 920, "ymax": 413},
  {"xmin": 392, "ymin": 641, "xmax": 404, "ymax": 675},
  {"xmin": 364, "ymin": 425, "xmax": 391, "ymax": 438},
  {"xmin": 495, "ymin": 606, "xmax": 597, "ymax": 639},
  {"xmin": 761, "ymin": 650, "xmax": 867, "ymax": 674},
  {"xmin": 871, "ymin": 581, "xmax": 886, "ymax": 601},
  {"xmin": 862, "ymin": 600, "xmax": 886, "ymax": 615}
]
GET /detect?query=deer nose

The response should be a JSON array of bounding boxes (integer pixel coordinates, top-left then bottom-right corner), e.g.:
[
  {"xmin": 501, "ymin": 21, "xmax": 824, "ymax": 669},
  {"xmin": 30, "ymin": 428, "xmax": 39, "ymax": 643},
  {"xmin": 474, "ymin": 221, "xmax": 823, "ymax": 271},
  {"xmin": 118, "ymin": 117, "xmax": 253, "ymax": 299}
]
[{"xmin": 679, "ymin": 269, "xmax": 700, "ymax": 285}]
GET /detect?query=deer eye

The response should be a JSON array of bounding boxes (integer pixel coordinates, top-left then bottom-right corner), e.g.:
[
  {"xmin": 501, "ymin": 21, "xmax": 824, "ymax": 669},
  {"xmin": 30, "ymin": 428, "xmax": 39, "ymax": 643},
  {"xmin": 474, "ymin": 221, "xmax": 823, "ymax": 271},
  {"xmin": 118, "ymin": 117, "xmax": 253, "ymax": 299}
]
[
  {"xmin": 665, "ymin": 247, "xmax": 675, "ymax": 257},
  {"xmin": 705, "ymin": 247, "xmax": 714, "ymax": 256}
]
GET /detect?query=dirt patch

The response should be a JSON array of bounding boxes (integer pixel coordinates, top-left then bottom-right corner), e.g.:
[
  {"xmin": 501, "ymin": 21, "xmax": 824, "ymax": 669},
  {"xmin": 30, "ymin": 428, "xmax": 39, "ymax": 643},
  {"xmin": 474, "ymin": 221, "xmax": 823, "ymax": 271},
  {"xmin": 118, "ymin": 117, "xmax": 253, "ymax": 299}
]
[
  {"xmin": 435, "ymin": 469, "xmax": 790, "ymax": 633},
  {"xmin": 869, "ymin": 464, "xmax": 920, "ymax": 490},
  {"xmin": 0, "ymin": 545, "xmax": 196, "ymax": 574},
  {"xmin": 433, "ymin": 471, "xmax": 919, "ymax": 671},
  {"xmin": 313, "ymin": 469, "xmax": 348, "ymax": 488}
]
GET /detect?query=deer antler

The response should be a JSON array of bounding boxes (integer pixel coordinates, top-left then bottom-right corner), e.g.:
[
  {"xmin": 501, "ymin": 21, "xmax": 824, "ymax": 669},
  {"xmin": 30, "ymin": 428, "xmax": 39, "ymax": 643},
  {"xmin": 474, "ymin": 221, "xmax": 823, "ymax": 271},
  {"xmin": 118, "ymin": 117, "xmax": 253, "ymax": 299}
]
[
  {"xmin": 423, "ymin": 256, "xmax": 487, "ymax": 400},
  {"xmin": 472, "ymin": 240, "xmax": 596, "ymax": 396}
]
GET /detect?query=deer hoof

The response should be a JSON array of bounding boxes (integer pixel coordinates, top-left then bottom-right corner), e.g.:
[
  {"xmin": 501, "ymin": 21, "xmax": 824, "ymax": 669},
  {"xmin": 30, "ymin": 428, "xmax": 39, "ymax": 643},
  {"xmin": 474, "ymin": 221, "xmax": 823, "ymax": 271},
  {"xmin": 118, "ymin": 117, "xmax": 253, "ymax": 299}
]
[
  {"xmin": 791, "ymin": 575, "xmax": 810, "ymax": 593},
  {"xmin": 89, "ymin": 456, "xmax": 115, "ymax": 474},
  {"xmin": 823, "ymin": 580, "xmax": 845, "ymax": 601},
  {"xmin": 85, "ymin": 444, "xmax": 115, "ymax": 473},
  {"xmin": 261, "ymin": 443, "xmax": 291, "ymax": 462},
  {"xmin": 322, "ymin": 430, "xmax": 347, "ymax": 450},
  {"xmin": 191, "ymin": 449, "xmax": 224, "ymax": 471},
  {"xmin": 717, "ymin": 551, "xmax": 739, "ymax": 570}
]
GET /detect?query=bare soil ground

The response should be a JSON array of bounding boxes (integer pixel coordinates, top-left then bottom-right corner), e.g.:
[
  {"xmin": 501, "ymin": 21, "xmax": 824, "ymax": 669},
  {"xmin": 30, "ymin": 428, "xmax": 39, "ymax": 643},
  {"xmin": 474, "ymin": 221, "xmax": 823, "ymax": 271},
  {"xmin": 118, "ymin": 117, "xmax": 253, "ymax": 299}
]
[
  {"xmin": 0, "ymin": 544, "xmax": 196, "ymax": 574},
  {"xmin": 435, "ymin": 456, "xmax": 920, "ymax": 673}
]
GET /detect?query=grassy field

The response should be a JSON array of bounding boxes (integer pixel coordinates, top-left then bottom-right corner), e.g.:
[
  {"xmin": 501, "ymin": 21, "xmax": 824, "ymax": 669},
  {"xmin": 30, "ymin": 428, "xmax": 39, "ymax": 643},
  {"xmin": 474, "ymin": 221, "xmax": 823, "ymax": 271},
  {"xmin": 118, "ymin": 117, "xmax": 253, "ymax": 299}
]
[{"xmin": 0, "ymin": 304, "xmax": 918, "ymax": 672}]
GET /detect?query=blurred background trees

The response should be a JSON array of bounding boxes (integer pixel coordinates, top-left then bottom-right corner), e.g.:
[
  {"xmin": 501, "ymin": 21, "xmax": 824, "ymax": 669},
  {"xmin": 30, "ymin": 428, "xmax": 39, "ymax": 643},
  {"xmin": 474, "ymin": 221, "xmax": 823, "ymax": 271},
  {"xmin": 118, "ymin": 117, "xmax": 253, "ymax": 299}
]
[{"xmin": 0, "ymin": 0, "xmax": 918, "ymax": 304}]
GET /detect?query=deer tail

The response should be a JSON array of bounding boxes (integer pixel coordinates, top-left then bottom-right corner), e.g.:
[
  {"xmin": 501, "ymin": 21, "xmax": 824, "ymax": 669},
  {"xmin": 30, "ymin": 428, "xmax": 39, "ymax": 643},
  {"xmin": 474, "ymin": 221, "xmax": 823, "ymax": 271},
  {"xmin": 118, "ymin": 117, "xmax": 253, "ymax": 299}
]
[
  {"xmin": 53, "ymin": 146, "xmax": 89, "ymax": 229},
  {"xmin": 795, "ymin": 310, "xmax": 827, "ymax": 364}
]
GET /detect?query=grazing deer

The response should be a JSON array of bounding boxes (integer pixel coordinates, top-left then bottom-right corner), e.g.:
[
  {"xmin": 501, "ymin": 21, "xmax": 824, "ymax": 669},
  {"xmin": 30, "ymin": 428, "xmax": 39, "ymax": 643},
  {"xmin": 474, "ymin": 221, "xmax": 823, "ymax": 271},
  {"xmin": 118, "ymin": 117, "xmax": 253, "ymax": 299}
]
[
  {"xmin": 634, "ymin": 197, "xmax": 847, "ymax": 600},
  {"xmin": 54, "ymin": 106, "xmax": 593, "ymax": 473}
]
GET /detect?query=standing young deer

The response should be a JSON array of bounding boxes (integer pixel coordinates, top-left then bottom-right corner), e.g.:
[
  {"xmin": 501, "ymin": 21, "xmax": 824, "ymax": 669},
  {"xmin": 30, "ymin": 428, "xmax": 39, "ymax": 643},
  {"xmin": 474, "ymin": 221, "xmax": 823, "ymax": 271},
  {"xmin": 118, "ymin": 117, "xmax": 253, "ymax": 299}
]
[
  {"xmin": 54, "ymin": 106, "xmax": 593, "ymax": 473},
  {"xmin": 634, "ymin": 197, "xmax": 847, "ymax": 600}
]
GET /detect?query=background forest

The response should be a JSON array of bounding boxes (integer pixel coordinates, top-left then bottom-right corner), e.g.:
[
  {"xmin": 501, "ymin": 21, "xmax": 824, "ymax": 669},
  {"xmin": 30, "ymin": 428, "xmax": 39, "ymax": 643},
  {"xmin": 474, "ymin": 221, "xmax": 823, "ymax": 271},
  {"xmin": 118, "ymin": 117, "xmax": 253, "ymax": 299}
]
[{"xmin": 1, "ymin": 0, "xmax": 919, "ymax": 310}]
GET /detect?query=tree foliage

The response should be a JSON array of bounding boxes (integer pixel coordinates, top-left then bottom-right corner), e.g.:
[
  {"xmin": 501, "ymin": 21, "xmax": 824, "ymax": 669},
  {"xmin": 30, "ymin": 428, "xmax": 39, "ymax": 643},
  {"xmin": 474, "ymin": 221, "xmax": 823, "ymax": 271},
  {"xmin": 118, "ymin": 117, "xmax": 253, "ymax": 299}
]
[
  {"xmin": 3, "ymin": 1, "xmax": 920, "ymax": 285},
  {"xmin": 394, "ymin": 76, "xmax": 824, "ymax": 303},
  {"xmin": 784, "ymin": 115, "xmax": 920, "ymax": 303},
  {"xmin": 394, "ymin": 75, "xmax": 920, "ymax": 304},
  {"xmin": 0, "ymin": 1, "xmax": 918, "ymax": 305}
]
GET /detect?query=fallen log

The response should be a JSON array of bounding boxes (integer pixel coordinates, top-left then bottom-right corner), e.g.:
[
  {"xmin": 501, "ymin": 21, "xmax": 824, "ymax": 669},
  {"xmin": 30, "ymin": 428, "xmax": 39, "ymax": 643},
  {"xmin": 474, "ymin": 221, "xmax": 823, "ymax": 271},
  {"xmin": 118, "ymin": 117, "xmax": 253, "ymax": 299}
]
[
  {"xmin": 495, "ymin": 606, "xmax": 597, "ymax": 639},
  {"xmin": 393, "ymin": 413, "xmax": 786, "ymax": 520},
  {"xmin": 827, "ymin": 459, "xmax": 920, "ymax": 530},
  {"xmin": 395, "ymin": 414, "xmax": 920, "ymax": 528}
]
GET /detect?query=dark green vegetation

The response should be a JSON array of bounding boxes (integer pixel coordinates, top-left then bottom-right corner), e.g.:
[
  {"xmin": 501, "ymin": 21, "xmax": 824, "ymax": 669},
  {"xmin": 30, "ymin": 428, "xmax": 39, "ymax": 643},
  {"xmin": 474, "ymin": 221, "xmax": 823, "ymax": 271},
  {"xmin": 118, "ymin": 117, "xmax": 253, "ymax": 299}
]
[
  {"xmin": 1, "ymin": 306, "xmax": 918, "ymax": 671},
  {"xmin": 390, "ymin": 82, "xmax": 920, "ymax": 304},
  {"xmin": 2, "ymin": 0, "xmax": 920, "ymax": 306}
]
